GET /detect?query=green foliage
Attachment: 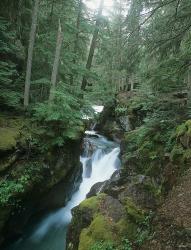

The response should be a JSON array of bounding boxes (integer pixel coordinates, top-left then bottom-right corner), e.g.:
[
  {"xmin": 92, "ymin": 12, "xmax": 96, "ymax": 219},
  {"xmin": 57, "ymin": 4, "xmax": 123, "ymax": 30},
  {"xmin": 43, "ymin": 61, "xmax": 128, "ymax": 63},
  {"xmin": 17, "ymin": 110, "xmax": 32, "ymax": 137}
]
[
  {"xmin": 120, "ymin": 239, "xmax": 132, "ymax": 250},
  {"xmin": 91, "ymin": 241, "xmax": 115, "ymax": 250},
  {"xmin": 85, "ymin": 77, "xmax": 116, "ymax": 107},
  {"xmin": 0, "ymin": 17, "xmax": 23, "ymax": 109},
  {"xmin": 90, "ymin": 239, "xmax": 133, "ymax": 250},
  {"xmin": 135, "ymin": 213, "xmax": 153, "ymax": 246},
  {"xmin": 115, "ymin": 106, "xmax": 128, "ymax": 115},
  {"xmin": 124, "ymin": 119, "xmax": 171, "ymax": 175},
  {"xmin": 33, "ymin": 84, "xmax": 84, "ymax": 150},
  {"xmin": 170, "ymin": 120, "xmax": 191, "ymax": 164},
  {"xmin": 0, "ymin": 161, "xmax": 43, "ymax": 206},
  {"xmin": 0, "ymin": 180, "xmax": 24, "ymax": 205}
]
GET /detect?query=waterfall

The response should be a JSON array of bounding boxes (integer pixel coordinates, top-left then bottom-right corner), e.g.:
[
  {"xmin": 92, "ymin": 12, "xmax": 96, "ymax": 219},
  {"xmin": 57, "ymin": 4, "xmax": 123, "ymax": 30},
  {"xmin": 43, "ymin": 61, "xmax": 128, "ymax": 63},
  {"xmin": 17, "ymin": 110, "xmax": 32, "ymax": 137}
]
[{"xmin": 6, "ymin": 132, "xmax": 120, "ymax": 250}]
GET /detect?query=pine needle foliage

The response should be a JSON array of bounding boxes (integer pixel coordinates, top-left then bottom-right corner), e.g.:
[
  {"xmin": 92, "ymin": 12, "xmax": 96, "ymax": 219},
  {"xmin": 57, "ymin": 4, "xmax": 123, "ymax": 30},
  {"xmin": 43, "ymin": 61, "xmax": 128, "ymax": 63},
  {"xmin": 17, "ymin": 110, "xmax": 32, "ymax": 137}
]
[
  {"xmin": 33, "ymin": 83, "xmax": 83, "ymax": 150},
  {"xmin": 0, "ymin": 17, "xmax": 24, "ymax": 109}
]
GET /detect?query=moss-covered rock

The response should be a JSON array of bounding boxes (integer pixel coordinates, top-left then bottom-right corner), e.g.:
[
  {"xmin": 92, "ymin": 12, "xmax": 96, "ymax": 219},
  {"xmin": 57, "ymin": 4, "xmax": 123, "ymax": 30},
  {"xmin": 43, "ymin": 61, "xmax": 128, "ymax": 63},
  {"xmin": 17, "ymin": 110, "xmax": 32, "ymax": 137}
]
[
  {"xmin": 0, "ymin": 113, "xmax": 82, "ymax": 247},
  {"xmin": 79, "ymin": 215, "xmax": 114, "ymax": 250},
  {"xmin": 175, "ymin": 120, "xmax": 191, "ymax": 149},
  {"xmin": 168, "ymin": 120, "xmax": 191, "ymax": 181},
  {"xmin": 67, "ymin": 193, "xmax": 148, "ymax": 250},
  {"xmin": 80, "ymin": 195, "xmax": 103, "ymax": 212},
  {"xmin": 67, "ymin": 195, "xmax": 106, "ymax": 250},
  {"xmin": 0, "ymin": 128, "xmax": 19, "ymax": 152},
  {"xmin": 124, "ymin": 197, "xmax": 145, "ymax": 223}
]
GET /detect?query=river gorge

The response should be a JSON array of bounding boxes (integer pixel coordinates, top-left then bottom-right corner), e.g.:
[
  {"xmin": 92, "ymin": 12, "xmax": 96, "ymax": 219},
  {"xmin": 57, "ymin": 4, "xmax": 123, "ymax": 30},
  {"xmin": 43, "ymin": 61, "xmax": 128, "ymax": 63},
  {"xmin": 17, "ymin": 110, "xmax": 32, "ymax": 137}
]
[{"xmin": 5, "ymin": 127, "xmax": 120, "ymax": 250}]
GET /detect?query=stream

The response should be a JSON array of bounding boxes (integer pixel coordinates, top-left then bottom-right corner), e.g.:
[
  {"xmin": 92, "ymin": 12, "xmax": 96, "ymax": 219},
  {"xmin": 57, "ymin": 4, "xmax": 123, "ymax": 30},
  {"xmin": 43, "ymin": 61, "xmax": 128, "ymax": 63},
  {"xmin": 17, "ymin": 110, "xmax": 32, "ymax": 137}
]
[{"xmin": 6, "ymin": 130, "xmax": 120, "ymax": 250}]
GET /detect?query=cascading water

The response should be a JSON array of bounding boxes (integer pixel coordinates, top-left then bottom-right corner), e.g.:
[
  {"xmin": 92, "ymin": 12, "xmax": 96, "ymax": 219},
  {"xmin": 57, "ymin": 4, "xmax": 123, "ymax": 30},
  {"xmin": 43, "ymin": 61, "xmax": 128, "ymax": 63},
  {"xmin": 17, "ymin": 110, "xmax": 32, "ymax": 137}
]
[{"xmin": 6, "ymin": 132, "xmax": 120, "ymax": 250}]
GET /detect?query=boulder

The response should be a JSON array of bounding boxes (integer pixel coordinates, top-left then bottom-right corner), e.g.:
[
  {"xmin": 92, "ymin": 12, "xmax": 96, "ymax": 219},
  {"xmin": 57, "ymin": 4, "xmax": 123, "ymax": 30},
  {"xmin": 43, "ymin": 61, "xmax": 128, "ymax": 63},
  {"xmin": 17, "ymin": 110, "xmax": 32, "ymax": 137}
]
[
  {"xmin": 0, "ymin": 128, "xmax": 19, "ymax": 153},
  {"xmin": 87, "ymin": 170, "xmax": 120, "ymax": 198},
  {"xmin": 66, "ymin": 193, "xmax": 146, "ymax": 250}
]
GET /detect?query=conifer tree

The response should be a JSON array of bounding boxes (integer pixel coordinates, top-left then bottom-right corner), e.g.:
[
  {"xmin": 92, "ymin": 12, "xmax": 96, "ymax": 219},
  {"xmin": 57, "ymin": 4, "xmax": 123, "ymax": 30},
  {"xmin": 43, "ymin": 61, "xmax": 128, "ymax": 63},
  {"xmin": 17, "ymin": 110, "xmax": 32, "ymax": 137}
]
[
  {"xmin": 24, "ymin": 0, "xmax": 39, "ymax": 107},
  {"xmin": 81, "ymin": 0, "xmax": 104, "ymax": 91},
  {"xmin": 49, "ymin": 19, "xmax": 63, "ymax": 103}
]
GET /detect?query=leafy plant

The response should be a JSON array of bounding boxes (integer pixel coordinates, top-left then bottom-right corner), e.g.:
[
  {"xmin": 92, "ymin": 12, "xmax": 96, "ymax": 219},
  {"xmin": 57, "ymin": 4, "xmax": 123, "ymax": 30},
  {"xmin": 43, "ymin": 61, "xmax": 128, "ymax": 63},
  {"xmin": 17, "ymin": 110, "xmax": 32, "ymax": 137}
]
[
  {"xmin": 91, "ymin": 241, "xmax": 116, "ymax": 250},
  {"xmin": 121, "ymin": 239, "xmax": 132, "ymax": 250},
  {"xmin": 33, "ymin": 83, "xmax": 84, "ymax": 150}
]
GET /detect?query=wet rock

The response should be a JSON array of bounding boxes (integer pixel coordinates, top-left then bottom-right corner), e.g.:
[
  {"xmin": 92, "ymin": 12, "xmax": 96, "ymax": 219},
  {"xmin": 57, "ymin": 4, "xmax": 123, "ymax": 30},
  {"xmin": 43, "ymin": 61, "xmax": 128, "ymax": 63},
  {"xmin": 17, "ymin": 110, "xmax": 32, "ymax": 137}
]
[
  {"xmin": 118, "ymin": 115, "xmax": 131, "ymax": 132},
  {"xmin": 66, "ymin": 194, "xmax": 126, "ymax": 250},
  {"xmin": 87, "ymin": 181, "xmax": 106, "ymax": 198},
  {"xmin": 102, "ymin": 120, "xmax": 124, "ymax": 142},
  {"xmin": 0, "ymin": 139, "xmax": 82, "ymax": 248},
  {"xmin": 84, "ymin": 158, "xmax": 92, "ymax": 178},
  {"xmin": 87, "ymin": 170, "xmax": 120, "ymax": 198},
  {"xmin": 67, "ymin": 196, "xmax": 100, "ymax": 250},
  {"xmin": 104, "ymin": 174, "xmax": 159, "ymax": 210},
  {"xmin": 100, "ymin": 195, "xmax": 125, "ymax": 223},
  {"xmin": 0, "ymin": 207, "xmax": 11, "ymax": 245}
]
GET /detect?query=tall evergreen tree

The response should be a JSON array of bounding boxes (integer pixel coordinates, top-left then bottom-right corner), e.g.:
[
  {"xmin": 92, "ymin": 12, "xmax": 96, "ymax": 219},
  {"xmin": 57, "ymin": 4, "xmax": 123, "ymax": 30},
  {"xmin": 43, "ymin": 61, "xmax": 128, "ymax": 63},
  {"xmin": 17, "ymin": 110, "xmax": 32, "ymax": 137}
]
[
  {"xmin": 81, "ymin": 0, "xmax": 104, "ymax": 91},
  {"xmin": 24, "ymin": 0, "xmax": 39, "ymax": 107}
]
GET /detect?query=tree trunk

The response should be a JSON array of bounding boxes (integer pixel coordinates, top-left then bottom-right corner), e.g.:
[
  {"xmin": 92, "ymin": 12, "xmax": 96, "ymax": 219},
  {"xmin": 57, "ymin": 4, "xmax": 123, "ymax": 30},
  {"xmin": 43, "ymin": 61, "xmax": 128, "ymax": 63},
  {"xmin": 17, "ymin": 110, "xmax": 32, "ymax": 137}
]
[
  {"xmin": 188, "ymin": 64, "xmax": 191, "ymax": 111},
  {"xmin": 24, "ymin": 0, "xmax": 39, "ymax": 107},
  {"xmin": 70, "ymin": 0, "xmax": 82, "ymax": 85},
  {"xmin": 49, "ymin": 19, "xmax": 63, "ymax": 103},
  {"xmin": 81, "ymin": 0, "xmax": 104, "ymax": 91},
  {"xmin": 49, "ymin": 0, "xmax": 55, "ymax": 23}
]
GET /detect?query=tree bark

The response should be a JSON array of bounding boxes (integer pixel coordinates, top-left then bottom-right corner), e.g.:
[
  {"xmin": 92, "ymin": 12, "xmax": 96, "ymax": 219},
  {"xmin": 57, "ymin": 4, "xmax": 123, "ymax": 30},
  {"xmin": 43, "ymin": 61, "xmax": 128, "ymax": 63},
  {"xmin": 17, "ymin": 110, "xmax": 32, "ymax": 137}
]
[
  {"xmin": 24, "ymin": 0, "xmax": 39, "ymax": 107},
  {"xmin": 70, "ymin": 0, "xmax": 82, "ymax": 85},
  {"xmin": 49, "ymin": 19, "xmax": 63, "ymax": 103},
  {"xmin": 187, "ymin": 64, "xmax": 191, "ymax": 109},
  {"xmin": 81, "ymin": 0, "xmax": 104, "ymax": 91}
]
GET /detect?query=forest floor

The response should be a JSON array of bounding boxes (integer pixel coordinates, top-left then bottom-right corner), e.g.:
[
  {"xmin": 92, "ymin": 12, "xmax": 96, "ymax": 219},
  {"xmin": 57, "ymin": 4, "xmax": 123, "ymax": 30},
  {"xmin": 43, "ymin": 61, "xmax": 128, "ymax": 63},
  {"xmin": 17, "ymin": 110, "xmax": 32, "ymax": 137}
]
[{"xmin": 143, "ymin": 167, "xmax": 191, "ymax": 250}]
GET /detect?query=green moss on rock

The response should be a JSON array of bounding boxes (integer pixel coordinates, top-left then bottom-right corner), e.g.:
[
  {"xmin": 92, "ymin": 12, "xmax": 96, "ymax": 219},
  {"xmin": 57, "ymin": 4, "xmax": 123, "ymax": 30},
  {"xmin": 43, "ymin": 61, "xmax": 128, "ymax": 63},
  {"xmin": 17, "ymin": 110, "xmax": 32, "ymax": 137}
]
[
  {"xmin": 79, "ymin": 229, "xmax": 95, "ymax": 250},
  {"xmin": 116, "ymin": 218, "xmax": 138, "ymax": 241},
  {"xmin": 176, "ymin": 123, "xmax": 187, "ymax": 137},
  {"xmin": 0, "ymin": 128, "xmax": 19, "ymax": 151},
  {"xmin": 79, "ymin": 194, "xmax": 106, "ymax": 212},
  {"xmin": 185, "ymin": 120, "xmax": 191, "ymax": 136},
  {"xmin": 79, "ymin": 215, "xmax": 114, "ymax": 250},
  {"xmin": 183, "ymin": 149, "xmax": 191, "ymax": 160},
  {"xmin": 74, "ymin": 195, "xmax": 145, "ymax": 250},
  {"xmin": 124, "ymin": 198, "xmax": 145, "ymax": 223}
]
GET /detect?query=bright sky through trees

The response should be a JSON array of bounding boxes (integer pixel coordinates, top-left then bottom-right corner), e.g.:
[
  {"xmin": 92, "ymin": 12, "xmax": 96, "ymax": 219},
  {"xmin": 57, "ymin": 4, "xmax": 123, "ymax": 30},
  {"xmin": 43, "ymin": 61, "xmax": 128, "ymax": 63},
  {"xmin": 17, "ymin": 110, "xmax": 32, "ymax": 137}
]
[{"xmin": 84, "ymin": 0, "xmax": 113, "ymax": 13}]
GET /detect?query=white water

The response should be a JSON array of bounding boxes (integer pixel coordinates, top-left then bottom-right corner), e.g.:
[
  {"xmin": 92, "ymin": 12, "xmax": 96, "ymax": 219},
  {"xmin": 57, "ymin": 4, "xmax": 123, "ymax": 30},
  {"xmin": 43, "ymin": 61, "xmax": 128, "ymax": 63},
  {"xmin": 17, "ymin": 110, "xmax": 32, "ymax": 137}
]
[{"xmin": 6, "ymin": 133, "xmax": 120, "ymax": 250}]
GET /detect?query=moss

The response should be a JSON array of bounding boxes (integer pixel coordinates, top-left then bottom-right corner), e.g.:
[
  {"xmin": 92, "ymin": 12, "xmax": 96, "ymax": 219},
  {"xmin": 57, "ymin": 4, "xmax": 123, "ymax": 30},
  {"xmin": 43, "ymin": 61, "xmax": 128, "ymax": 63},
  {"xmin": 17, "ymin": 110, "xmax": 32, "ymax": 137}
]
[
  {"xmin": 176, "ymin": 120, "xmax": 191, "ymax": 139},
  {"xmin": 185, "ymin": 120, "xmax": 191, "ymax": 128},
  {"xmin": 77, "ymin": 195, "xmax": 146, "ymax": 250},
  {"xmin": 143, "ymin": 182, "xmax": 162, "ymax": 199},
  {"xmin": 79, "ymin": 215, "xmax": 114, "ymax": 250},
  {"xmin": 0, "ymin": 115, "xmax": 31, "ymax": 152},
  {"xmin": 124, "ymin": 198, "xmax": 145, "ymax": 223},
  {"xmin": 0, "ymin": 128, "xmax": 19, "ymax": 151},
  {"xmin": 176, "ymin": 123, "xmax": 187, "ymax": 137},
  {"xmin": 183, "ymin": 149, "xmax": 191, "ymax": 160},
  {"xmin": 170, "ymin": 144, "xmax": 185, "ymax": 161},
  {"xmin": 116, "ymin": 218, "xmax": 138, "ymax": 241},
  {"xmin": 80, "ymin": 194, "xmax": 106, "ymax": 212},
  {"xmin": 90, "ymin": 215, "xmax": 114, "ymax": 240},
  {"xmin": 79, "ymin": 229, "xmax": 95, "ymax": 250}
]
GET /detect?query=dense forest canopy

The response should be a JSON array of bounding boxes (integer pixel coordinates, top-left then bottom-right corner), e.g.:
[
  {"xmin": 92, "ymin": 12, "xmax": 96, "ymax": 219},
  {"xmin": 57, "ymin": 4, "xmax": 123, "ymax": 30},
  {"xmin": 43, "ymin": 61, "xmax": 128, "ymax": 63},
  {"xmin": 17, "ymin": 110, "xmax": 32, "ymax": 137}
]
[
  {"xmin": 0, "ymin": 0, "xmax": 190, "ymax": 150},
  {"xmin": 0, "ymin": 0, "xmax": 191, "ymax": 147}
]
